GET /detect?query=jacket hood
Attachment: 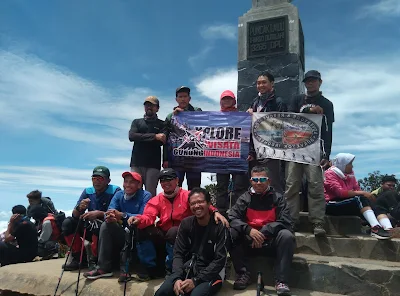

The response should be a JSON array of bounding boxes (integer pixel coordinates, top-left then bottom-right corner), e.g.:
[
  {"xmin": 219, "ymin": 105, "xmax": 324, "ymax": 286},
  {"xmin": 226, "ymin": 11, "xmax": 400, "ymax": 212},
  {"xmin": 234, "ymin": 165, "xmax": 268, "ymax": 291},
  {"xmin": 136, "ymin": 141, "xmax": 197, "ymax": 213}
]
[{"xmin": 332, "ymin": 153, "xmax": 355, "ymax": 173}]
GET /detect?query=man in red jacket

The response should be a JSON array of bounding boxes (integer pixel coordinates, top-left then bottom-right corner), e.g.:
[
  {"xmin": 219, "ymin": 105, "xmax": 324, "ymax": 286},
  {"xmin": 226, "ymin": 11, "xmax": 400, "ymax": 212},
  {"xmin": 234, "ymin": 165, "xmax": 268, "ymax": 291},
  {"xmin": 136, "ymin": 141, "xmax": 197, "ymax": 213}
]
[{"xmin": 128, "ymin": 168, "xmax": 228, "ymax": 276}]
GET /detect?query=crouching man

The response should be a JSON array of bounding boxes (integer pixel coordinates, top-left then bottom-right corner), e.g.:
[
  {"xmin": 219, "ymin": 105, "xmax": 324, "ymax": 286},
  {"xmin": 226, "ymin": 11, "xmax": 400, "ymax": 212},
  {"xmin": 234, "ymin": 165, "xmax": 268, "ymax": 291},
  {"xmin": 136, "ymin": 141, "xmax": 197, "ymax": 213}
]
[
  {"xmin": 155, "ymin": 188, "xmax": 228, "ymax": 296},
  {"xmin": 229, "ymin": 166, "xmax": 295, "ymax": 296}
]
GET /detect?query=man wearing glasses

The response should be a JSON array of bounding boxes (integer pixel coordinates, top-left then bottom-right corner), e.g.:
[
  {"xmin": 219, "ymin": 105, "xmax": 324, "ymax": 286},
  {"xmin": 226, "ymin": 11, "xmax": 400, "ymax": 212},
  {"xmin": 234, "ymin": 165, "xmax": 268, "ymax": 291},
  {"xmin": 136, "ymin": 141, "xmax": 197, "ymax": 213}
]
[
  {"xmin": 229, "ymin": 166, "xmax": 295, "ymax": 296},
  {"xmin": 62, "ymin": 166, "xmax": 121, "ymax": 271}
]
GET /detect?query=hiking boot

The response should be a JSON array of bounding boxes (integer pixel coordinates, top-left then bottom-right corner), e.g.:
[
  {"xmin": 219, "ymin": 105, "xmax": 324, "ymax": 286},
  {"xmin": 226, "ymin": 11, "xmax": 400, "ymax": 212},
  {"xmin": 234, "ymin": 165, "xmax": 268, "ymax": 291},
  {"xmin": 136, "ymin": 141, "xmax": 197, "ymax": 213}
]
[
  {"xmin": 371, "ymin": 225, "xmax": 391, "ymax": 240},
  {"xmin": 62, "ymin": 254, "xmax": 80, "ymax": 271},
  {"xmin": 83, "ymin": 268, "xmax": 113, "ymax": 280},
  {"xmin": 134, "ymin": 272, "xmax": 151, "ymax": 282},
  {"xmin": 275, "ymin": 282, "xmax": 291, "ymax": 296},
  {"xmin": 233, "ymin": 272, "xmax": 251, "ymax": 290},
  {"xmin": 118, "ymin": 273, "xmax": 131, "ymax": 283},
  {"xmin": 313, "ymin": 223, "xmax": 326, "ymax": 237}
]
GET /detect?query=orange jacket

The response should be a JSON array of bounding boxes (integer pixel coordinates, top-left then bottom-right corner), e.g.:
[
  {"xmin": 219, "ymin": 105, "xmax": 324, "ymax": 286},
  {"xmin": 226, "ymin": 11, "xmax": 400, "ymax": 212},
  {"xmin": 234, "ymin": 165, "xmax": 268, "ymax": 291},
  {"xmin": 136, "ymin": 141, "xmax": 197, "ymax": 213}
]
[
  {"xmin": 136, "ymin": 188, "xmax": 215, "ymax": 232},
  {"xmin": 43, "ymin": 214, "xmax": 61, "ymax": 241}
]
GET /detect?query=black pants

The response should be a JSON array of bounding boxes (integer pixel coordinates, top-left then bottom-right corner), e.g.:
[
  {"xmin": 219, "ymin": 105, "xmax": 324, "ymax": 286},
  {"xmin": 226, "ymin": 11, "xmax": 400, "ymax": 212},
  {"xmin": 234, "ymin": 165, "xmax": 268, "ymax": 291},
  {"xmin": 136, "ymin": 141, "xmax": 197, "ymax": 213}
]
[
  {"xmin": 97, "ymin": 222, "xmax": 126, "ymax": 272},
  {"xmin": 155, "ymin": 273, "xmax": 222, "ymax": 296},
  {"xmin": 177, "ymin": 171, "xmax": 201, "ymax": 190},
  {"xmin": 326, "ymin": 196, "xmax": 370, "ymax": 216},
  {"xmin": 216, "ymin": 173, "xmax": 248, "ymax": 213},
  {"xmin": 0, "ymin": 242, "xmax": 36, "ymax": 266},
  {"xmin": 230, "ymin": 227, "xmax": 295, "ymax": 284}
]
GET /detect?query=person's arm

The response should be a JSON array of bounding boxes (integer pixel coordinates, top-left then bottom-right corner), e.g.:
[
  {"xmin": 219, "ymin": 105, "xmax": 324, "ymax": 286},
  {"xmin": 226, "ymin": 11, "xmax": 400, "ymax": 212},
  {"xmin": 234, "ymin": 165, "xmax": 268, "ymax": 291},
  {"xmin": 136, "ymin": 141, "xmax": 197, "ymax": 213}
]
[
  {"xmin": 126, "ymin": 190, "xmax": 152, "ymax": 218},
  {"xmin": 72, "ymin": 190, "xmax": 87, "ymax": 218},
  {"xmin": 38, "ymin": 220, "xmax": 53, "ymax": 243},
  {"xmin": 193, "ymin": 224, "xmax": 228, "ymax": 284},
  {"xmin": 4, "ymin": 218, "xmax": 16, "ymax": 243},
  {"xmin": 264, "ymin": 193, "xmax": 293, "ymax": 234},
  {"xmin": 171, "ymin": 219, "xmax": 191, "ymax": 279},
  {"xmin": 128, "ymin": 119, "xmax": 157, "ymax": 142},
  {"xmin": 228, "ymin": 193, "xmax": 251, "ymax": 234},
  {"xmin": 107, "ymin": 191, "xmax": 122, "ymax": 211},
  {"xmin": 135, "ymin": 198, "xmax": 159, "ymax": 229},
  {"xmin": 324, "ymin": 170, "xmax": 350, "ymax": 199}
]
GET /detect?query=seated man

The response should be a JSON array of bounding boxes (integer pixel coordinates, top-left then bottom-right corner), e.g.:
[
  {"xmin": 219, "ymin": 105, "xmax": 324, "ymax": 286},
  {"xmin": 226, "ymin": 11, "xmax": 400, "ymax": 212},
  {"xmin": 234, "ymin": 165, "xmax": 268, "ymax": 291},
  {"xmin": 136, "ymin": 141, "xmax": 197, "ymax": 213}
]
[
  {"xmin": 0, "ymin": 205, "xmax": 38, "ymax": 266},
  {"xmin": 229, "ymin": 166, "xmax": 295, "ymax": 296},
  {"xmin": 374, "ymin": 190, "xmax": 400, "ymax": 229},
  {"xmin": 62, "ymin": 166, "xmax": 121, "ymax": 271},
  {"xmin": 28, "ymin": 205, "xmax": 61, "ymax": 259},
  {"xmin": 155, "ymin": 188, "xmax": 228, "ymax": 296},
  {"xmin": 128, "ymin": 168, "xmax": 228, "ymax": 279},
  {"xmin": 324, "ymin": 153, "xmax": 391, "ymax": 239},
  {"xmin": 371, "ymin": 175, "xmax": 397, "ymax": 199},
  {"xmin": 27, "ymin": 190, "xmax": 58, "ymax": 219}
]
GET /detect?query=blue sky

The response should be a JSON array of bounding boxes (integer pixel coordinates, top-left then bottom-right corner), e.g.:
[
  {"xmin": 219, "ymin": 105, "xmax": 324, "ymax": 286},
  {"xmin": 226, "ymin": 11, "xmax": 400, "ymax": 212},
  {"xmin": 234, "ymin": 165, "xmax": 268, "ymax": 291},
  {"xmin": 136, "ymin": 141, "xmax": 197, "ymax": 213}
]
[{"xmin": 1, "ymin": 0, "xmax": 399, "ymax": 229}]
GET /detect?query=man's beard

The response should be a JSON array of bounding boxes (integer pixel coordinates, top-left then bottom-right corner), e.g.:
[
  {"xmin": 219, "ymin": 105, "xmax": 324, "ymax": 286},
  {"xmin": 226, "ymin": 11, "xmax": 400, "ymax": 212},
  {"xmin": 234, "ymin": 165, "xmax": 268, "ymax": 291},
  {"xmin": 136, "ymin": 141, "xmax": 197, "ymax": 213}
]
[{"xmin": 145, "ymin": 109, "xmax": 154, "ymax": 117}]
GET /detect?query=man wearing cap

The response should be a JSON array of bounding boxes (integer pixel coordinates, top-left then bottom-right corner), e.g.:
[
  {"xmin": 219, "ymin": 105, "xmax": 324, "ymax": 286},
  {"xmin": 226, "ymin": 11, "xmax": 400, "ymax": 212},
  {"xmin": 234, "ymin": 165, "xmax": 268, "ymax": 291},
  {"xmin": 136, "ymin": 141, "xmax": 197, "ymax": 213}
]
[
  {"xmin": 247, "ymin": 72, "xmax": 287, "ymax": 195},
  {"xmin": 216, "ymin": 90, "xmax": 249, "ymax": 217},
  {"xmin": 129, "ymin": 95, "xmax": 167, "ymax": 197},
  {"xmin": 164, "ymin": 86, "xmax": 202, "ymax": 190},
  {"xmin": 285, "ymin": 70, "xmax": 335, "ymax": 236},
  {"xmin": 83, "ymin": 171, "xmax": 153, "ymax": 280},
  {"xmin": 62, "ymin": 166, "xmax": 121, "ymax": 271},
  {"xmin": 128, "ymin": 168, "xmax": 228, "ymax": 277}
]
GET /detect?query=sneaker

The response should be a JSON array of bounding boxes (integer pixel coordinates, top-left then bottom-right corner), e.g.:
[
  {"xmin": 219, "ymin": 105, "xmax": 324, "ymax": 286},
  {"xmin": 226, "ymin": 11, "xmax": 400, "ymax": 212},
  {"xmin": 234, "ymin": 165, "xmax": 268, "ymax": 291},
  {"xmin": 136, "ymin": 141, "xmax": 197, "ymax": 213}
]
[
  {"xmin": 275, "ymin": 282, "xmax": 291, "ymax": 296},
  {"xmin": 83, "ymin": 268, "xmax": 113, "ymax": 280},
  {"xmin": 134, "ymin": 272, "xmax": 151, "ymax": 282},
  {"xmin": 370, "ymin": 225, "xmax": 391, "ymax": 240},
  {"xmin": 118, "ymin": 273, "xmax": 131, "ymax": 283},
  {"xmin": 62, "ymin": 255, "xmax": 80, "ymax": 271},
  {"xmin": 313, "ymin": 223, "xmax": 326, "ymax": 237},
  {"xmin": 233, "ymin": 272, "xmax": 251, "ymax": 290}
]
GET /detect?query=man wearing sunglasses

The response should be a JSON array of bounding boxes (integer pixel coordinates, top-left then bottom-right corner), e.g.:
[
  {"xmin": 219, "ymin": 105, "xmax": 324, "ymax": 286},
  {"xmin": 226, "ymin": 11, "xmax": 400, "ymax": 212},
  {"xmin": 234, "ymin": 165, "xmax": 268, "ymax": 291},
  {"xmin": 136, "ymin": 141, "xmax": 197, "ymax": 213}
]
[
  {"xmin": 62, "ymin": 166, "xmax": 121, "ymax": 271},
  {"xmin": 229, "ymin": 166, "xmax": 294, "ymax": 296},
  {"xmin": 128, "ymin": 168, "xmax": 228, "ymax": 279}
]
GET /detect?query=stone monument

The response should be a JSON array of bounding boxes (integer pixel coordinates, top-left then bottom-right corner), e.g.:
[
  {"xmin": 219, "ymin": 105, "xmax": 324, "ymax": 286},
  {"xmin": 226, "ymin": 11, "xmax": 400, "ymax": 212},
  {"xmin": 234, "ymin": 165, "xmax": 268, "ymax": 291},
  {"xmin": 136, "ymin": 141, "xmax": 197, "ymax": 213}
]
[{"xmin": 237, "ymin": 0, "xmax": 305, "ymax": 110}]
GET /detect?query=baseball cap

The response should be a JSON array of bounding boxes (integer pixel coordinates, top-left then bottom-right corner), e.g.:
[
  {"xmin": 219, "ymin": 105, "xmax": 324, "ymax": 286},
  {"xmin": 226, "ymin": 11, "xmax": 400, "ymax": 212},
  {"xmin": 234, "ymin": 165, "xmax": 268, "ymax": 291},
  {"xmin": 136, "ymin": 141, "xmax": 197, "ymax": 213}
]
[
  {"xmin": 176, "ymin": 86, "xmax": 190, "ymax": 96},
  {"xmin": 303, "ymin": 70, "xmax": 321, "ymax": 82},
  {"xmin": 159, "ymin": 168, "xmax": 178, "ymax": 180},
  {"xmin": 143, "ymin": 96, "xmax": 159, "ymax": 106},
  {"xmin": 122, "ymin": 171, "xmax": 142, "ymax": 183},
  {"xmin": 92, "ymin": 166, "xmax": 110, "ymax": 178},
  {"xmin": 220, "ymin": 90, "xmax": 236, "ymax": 100}
]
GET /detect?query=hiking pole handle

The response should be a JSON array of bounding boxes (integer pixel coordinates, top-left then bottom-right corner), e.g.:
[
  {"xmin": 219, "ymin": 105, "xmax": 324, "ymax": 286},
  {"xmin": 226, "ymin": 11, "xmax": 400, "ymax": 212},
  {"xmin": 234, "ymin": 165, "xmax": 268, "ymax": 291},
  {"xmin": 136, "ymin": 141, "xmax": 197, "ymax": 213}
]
[
  {"xmin": 178, "ymin": 254, "xmax": 196, "ymax": 296},
  {"xmin": 256, "ymin": 271, "xmax": 264, "ymax": 296}
]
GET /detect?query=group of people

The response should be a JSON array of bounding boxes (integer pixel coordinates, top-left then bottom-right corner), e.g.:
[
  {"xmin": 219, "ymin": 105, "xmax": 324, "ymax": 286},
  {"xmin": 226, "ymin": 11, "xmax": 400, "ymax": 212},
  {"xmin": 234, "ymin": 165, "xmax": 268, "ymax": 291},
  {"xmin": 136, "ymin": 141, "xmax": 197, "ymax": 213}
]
[{"xmin": 1, "ymin": 69, "xmax": 399, "ymax": 296}]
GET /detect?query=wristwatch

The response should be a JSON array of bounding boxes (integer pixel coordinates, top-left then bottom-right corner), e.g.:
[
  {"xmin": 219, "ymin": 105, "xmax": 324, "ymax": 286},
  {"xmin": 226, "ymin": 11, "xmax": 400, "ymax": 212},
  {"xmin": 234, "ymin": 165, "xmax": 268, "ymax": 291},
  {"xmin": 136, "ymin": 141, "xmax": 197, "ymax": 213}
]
[{"xmin": 122, "ymin": 212, "xmax": 128, "ymax": 219}]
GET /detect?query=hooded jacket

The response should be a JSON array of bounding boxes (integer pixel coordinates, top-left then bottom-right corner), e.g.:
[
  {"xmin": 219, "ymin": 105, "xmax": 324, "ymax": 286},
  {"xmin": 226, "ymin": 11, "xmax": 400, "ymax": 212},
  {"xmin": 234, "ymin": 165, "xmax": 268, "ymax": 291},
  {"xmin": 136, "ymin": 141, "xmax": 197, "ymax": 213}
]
[
  {"xmin": 324, "ymin": 153, "xmax": 360, "ymax": 201},
  {"xmin": 228, "ymin": 187, "xmax": 293, "ymax": 237}
]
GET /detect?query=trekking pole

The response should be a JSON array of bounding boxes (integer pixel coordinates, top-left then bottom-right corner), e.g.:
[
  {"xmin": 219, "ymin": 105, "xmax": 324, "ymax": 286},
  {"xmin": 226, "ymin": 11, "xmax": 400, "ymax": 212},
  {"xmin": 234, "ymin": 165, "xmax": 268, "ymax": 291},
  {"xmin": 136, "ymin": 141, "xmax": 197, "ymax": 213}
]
[
  {"xmin": 54, "ymin": 218, "xmax": 82, "ymax": 296},
  {"xmin": 228, "ymin": 178, "xmax": 234, "ymax": 209},
  {"xmin": 178, "ymin": 253, "xmax": 196, "ymax": 296},
  {"xmin": 123, "ymin": 226, "xmax": 135, "ymax": 296},
  {"xmin": 256, "ymin": 271, "xmax": 264, "ymax": 296},
  {"xmin": 75, "ymin": 220, "xmax": 88, "ymax": 296}
]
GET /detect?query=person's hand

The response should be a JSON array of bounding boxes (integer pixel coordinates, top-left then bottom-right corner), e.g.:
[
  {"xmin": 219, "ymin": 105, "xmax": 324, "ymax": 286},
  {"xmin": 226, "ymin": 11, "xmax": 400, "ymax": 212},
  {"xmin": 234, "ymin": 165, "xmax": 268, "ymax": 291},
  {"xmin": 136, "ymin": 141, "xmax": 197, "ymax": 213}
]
[
  {"xmin": 251, "ymin": 239, "xmax": 263, "ymax": 249},
  {"xmin": 247, "ymin": 155, "xmax": 254, "ymax": 162},
  {"xmin": 246, "ymin": 108, "xmax": 254, "ymax": 114},
  {"xmin": 105, "ymin": 212, "xmax": 117, "ymax": 223},
  {"xmin": 81, "ymin": 210, "xmax": 100, "ymax": 221},
  {"xmin": 310, "ymin": 106, "xmax": 324, "ymax": 114},
  {"xmin": 320, "ymin": 159, "xmax": 330, "ymax": 170},
  {"xmin": 79, "ymin": 198, "xmax": 90, "ymax": 211},
  {"xmin": 173, "ymin": 107, "xmax": 184, "ymax": 115},
  {"xmin": 249, "ymin": 228, "xmax": 265, "ymax": 246},
  {"xmin": 181, "ymin": 279, "xmax": 195, "ymax": 293},
  {"xmin": 162, "ymin": 161, "xmax": 169, "ymax": 168},
  {"xmin": 173, "ymin": 279, "xmax": 184, "ymax": 296},
  {"xmin": 128, "ymin": 216, "xmax": 140, "ymax": 226},
  {"xmin": 363, "ymin": 192, "xmax": 376, "ymax": 202},
  {"xmin": 107, "ymin": 209, "xmax": 123, "ymax": 221},
  {"xmin": 155, "ymin": 133, "xmax": 166, "ymax": 144},
  {"xmin": 214, "ymin": 212, "xmax": 229, "ymax": 228},
  {"xmin": 9, "ymin": 214, "xmax": 21, "ymax": 225}
]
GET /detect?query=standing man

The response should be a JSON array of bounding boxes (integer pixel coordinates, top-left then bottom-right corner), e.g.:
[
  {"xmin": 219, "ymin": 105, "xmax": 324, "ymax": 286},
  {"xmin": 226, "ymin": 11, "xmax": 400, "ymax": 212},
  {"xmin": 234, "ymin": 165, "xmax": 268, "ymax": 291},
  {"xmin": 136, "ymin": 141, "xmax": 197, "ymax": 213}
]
[
  {"xmin": 216, "ymin": 90, "xmax": 249, "ymax": 217},
  {"xmin": 155, "ymin": 188, "xmax": 228, "ymax": 296},
  {"xmin": 247, "ymin": 72, "xmax": 287, "ymax": 194},
  {"xmin": 129, "ymin": 96, "xmax": 167, "ymax": 197},
  {"xmin": 165, "ymin": 86, "xmax": 202, "ymax": 189},
  {"xmin": 61, "ymin": 166, "xmax": 121, "ymax": 271},
  {"xmin": 285, "ymin": 70, "xmax": 334, "ymax": 236}
]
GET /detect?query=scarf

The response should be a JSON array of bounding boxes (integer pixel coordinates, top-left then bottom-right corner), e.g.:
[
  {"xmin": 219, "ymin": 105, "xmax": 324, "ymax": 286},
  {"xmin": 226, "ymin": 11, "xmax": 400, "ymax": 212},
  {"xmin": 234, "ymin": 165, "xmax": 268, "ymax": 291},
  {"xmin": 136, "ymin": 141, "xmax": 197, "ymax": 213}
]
[
  {"xmin": 163, "ymin": 186, "xmax": 179, "ymax": 199},
  {"xmin": 124, "ymin": 192, "xmax": 136, "ymax": 201},
  {"xmin": 255, "ymin": 91, "xmax": 276, "ymax": 112}
]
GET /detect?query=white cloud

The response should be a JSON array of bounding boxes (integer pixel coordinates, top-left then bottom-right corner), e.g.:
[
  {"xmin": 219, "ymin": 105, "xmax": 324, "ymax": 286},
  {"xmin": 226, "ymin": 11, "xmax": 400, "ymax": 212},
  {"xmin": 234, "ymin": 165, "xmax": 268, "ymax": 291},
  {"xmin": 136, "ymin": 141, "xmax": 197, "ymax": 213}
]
[
  {"xmin": 97, "ymin": 157, "xmax": 131, "ymax": 166},
  {"xmin": 194, "ymin": 68, "xmax": 238, "ymax": 103},
  {"xmin": 200, "ymin": 24, "xmax": 237, "ymax": 41},
  {"xmin": 359, "ymin": 0, "xmax": 400, "ymax": 17},
  {"xmin": 188, "ymin": 46, "xmax": 213, "ymax": 68}
]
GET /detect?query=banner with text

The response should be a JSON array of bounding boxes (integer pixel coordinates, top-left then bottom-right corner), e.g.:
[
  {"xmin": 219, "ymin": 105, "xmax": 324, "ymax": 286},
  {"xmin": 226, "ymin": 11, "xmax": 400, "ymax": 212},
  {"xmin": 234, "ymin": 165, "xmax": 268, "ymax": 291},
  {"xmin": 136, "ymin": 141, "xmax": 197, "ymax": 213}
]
[
  {"xmin": 167, "ymin": 111, "xmax": 251, "ymax": 173},
  {"xmin": 252, "ymin": 112, "xmax": 323, "ymax": 165}
]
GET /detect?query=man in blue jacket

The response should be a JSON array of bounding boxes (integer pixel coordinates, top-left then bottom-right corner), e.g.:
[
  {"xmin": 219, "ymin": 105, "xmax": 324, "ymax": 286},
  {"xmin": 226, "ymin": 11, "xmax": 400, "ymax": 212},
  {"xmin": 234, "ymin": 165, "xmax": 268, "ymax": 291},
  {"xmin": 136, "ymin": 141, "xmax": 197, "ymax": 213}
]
[{"xmin": 83, "ymin": 171, "xmax": 152, "ymax": 280}]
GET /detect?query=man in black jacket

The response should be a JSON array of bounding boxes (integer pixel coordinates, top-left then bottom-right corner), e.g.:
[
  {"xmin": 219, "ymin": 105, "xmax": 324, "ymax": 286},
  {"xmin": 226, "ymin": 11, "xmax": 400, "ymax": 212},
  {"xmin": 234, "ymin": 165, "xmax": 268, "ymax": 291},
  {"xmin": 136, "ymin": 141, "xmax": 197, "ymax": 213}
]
[
  {"xmin": 247, "ymin": 72, "xmax": 287, "ymax": 194},
  {"xmin": 129, "ymin": 96, "xmax": 167, "ymax": 196},
  {"xmin": 155, "ymin": 188, "xmax": 228, "ymax": 296},
  {"xmin": 26, "ymin": 190, "xmax": 58, "ymax": 218},
  {"xmin": 285, "ymin": 70, "xmax": 334, "ymax": 236},
  {"xmin": 229, "ymin": 166, "xmax": 295, "ymax": 296}
]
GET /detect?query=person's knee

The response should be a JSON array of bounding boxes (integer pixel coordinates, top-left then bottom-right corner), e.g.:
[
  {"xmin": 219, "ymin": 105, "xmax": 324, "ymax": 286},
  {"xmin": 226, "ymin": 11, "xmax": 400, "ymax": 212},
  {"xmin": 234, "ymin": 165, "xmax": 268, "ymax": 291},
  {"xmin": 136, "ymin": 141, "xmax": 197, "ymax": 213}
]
[
  {"xmin": 61, "ymin": 216, "xmax": 77, "ymax": 235},
  {"xmin": 276, "ymin": 229, "xmax": 295, "ymax": 243},
  {"xmin": 165, "ymin": 226, "xmax": 179, "ymax": 244}
]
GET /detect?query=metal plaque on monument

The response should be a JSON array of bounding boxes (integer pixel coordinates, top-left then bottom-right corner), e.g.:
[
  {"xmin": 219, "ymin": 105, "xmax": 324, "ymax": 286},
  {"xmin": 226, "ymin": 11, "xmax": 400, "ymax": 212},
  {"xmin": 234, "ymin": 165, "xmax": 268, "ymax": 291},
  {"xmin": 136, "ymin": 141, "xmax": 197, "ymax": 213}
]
[{"xmin": 237, "ymin": 0, "xmax": 305, "ymax": 110}]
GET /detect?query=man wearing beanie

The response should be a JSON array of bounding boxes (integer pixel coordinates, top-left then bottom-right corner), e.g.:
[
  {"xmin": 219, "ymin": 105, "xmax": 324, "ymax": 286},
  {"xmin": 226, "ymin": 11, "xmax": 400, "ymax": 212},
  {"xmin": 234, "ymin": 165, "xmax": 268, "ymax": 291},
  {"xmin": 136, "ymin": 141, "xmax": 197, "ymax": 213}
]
[{"xmin": 129, "ymin": 96, "xmax": 167, "ymax": 197}]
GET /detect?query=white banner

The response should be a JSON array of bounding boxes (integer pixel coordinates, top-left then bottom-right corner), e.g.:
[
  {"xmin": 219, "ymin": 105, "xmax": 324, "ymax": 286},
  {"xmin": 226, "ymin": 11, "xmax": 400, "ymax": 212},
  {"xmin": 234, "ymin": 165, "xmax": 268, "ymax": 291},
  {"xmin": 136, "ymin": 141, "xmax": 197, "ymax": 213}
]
[{"xmin": 252, "ymin": 112, "xmax": 323, "ymax": 165}]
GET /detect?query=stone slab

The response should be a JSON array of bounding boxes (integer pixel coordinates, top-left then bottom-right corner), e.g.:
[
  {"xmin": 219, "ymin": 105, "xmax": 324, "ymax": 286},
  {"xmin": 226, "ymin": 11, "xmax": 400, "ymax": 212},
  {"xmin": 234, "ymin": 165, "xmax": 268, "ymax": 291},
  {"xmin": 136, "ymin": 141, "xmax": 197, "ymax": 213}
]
[
  {"xmin": 295, "ymin": 232, "xmax": 400, "ymax": 262},
  {"xmin": 0, "ymin": 259, "xmax": 345, "ymax": 296}
]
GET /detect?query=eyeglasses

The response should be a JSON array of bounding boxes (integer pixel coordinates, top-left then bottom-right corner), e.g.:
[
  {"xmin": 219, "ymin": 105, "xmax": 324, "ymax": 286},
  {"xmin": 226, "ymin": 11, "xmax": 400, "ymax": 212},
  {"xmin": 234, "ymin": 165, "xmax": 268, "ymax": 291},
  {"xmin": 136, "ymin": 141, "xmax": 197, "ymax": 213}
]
[
  {"xmin": 251, "ymin": 177, "xmax": 269, "ymax": 183},
  {"xmin": 92, "ymin": 176, "xmax": 105, "ymax": 181},
  {"xmin": 189, "ymin": 200, "xmax": 207, "ymax": 207}
]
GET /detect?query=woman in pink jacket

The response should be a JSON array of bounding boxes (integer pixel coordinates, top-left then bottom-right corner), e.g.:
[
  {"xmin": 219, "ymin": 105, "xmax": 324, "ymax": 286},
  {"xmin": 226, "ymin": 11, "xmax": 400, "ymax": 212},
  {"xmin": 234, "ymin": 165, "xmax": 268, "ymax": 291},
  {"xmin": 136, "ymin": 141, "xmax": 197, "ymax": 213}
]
[{"xmin": 324, "ymin": 153, "xmax": 390, "ymax": 240}]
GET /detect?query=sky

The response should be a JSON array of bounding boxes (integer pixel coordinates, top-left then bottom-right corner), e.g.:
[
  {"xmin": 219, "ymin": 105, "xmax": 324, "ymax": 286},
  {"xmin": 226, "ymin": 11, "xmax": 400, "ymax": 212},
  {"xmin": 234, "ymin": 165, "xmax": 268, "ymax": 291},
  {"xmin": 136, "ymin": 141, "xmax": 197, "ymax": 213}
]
[{"xmin": 1, "ymin": 0, "xmax": 399, "ymax": 231}]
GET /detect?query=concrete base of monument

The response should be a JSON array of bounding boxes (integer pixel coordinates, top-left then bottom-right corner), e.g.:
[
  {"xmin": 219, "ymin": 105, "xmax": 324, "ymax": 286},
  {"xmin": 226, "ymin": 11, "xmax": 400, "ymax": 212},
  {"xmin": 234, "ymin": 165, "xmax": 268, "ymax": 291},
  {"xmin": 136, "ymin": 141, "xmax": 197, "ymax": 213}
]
[{"xmin": 0, "ymin": 259, "xmax": 345, "ymax": 296}]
